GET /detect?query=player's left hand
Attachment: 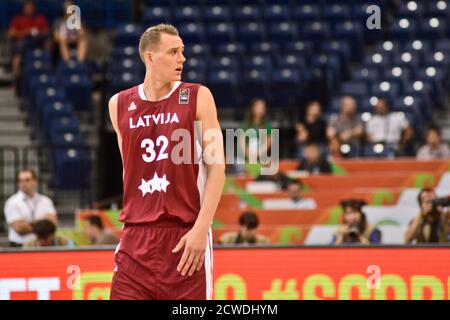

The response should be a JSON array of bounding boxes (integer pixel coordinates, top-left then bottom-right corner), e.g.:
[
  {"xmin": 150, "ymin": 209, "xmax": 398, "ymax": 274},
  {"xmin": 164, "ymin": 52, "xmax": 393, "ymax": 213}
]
[{"xmin": 172, "ymin": 226, "xmax": 208, "ymax": 276}]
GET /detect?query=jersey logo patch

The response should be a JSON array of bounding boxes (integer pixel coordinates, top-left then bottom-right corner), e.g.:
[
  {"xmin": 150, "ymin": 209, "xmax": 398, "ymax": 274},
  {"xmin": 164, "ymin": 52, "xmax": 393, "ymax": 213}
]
[
  {"xmin": 128, "ymin": 102, "xmax": 137, "ymax": 111},
  {"xmin": 179, "ymin": 88, "xmax": 190, "ymax": 104}
]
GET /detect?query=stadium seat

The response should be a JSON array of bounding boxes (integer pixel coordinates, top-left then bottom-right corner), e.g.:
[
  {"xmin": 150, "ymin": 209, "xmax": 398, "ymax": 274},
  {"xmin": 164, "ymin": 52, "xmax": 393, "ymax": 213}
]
[
  {"xmin": 292, "ymin": 4, "xmax": 321, "ymax": 22},
  {"xmin": 270, "ymin": 68, "xmax": 301, "ymax": 107},
  {"xmin": 115, "ymin": 24, "xmax": 143, "ymax": 46},
  {"xmin": 174, "ymin": 5, "xmax": 201, "ymax": 22},
  {"xmin": 249, "ymin": 42, "xmax": 280, "ymax": 55},
  {"xmin": 178, "ymin": 23, "xmax": 205, "ymax": 43},
  {"xmin": 233, "ymin": 5, "xmax": 261, "ymax": 22},
  {"xmin": 142, "ymin": 6, "xmax": 171, "ymax": 25},
  {"xmin": 61, "ymin": 75, "xmax": 92, "ymax": 111},
  {"xmin": 268, "ymin": 21, "xmax": 297, "ymax": 42},
  {"xmin": 207, "ymin": 70, "xmax": 239, "ymax": 108},
  {"xmin": 263, "ymin": 4, "xmax": 290, "ymax": 21},
  {"xmin": 206, "ymin": 22, "xmax": 235, "ymax": 44},
  {"xmin": 52, "ymin": 149, "xmax": 91, "ymax": 190},
  {"xmin": 204, "ymin": 5, "xmax": 231, "ymax": 22}
]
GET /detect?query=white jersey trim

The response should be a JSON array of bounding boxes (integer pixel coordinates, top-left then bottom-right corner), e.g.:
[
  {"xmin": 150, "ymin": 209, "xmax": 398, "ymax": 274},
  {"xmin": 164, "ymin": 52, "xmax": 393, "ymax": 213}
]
[{"xmin": 138, "ymin": 81, "xmax": 181, "ymax": 101}]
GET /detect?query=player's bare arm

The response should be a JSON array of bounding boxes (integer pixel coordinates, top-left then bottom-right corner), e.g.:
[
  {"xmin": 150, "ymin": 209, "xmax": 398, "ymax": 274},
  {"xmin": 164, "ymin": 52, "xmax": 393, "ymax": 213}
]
[
  {"xmin": 108, "ymin": 93, "xmax": 123, "ymax": 162},
  {"xmin": 172, "ymin": 85, "xmax": 226, "ymax": 276}
]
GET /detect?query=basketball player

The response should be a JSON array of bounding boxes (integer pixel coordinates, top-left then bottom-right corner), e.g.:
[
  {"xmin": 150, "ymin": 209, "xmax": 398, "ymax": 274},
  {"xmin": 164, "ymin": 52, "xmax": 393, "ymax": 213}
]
[{"xmin": 108, "ymin": 24, "xmax": 225, "ymax": 300}]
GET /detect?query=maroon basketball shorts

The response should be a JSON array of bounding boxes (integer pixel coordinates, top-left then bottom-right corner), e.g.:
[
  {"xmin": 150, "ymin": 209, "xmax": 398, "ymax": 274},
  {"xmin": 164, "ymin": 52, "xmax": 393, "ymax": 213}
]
[{"xmin": 110, "ymin": 220, "xmax": 213, "ymax": 300}]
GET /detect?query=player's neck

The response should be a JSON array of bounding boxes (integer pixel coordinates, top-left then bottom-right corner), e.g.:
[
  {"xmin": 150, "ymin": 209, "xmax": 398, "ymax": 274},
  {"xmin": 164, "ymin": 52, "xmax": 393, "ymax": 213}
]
[{"xmin": 142, "ymin": 77, "xmax": 175, "ymax": 102}]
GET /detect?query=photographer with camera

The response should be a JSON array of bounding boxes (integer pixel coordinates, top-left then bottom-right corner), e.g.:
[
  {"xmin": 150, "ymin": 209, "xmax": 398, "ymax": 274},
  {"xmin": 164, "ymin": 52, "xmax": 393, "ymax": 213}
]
[
  {"xmin": 404, "ymin": 188, "xmax": 449, "ymax": 244},
  {"xmin": 332, "ymin": 199, "xmax": 382, "ymax": 245}
]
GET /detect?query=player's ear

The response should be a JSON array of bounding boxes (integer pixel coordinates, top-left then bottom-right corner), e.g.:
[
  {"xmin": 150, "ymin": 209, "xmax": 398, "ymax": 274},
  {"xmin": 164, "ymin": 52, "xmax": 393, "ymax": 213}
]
[{"xmin": 144, "ymin": 51, "xmax": 153, "ymax": 63}]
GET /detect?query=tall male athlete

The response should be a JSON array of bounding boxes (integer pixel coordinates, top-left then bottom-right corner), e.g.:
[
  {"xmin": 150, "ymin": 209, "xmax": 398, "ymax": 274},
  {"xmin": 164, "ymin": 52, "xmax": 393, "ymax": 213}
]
[{"xmin": 108, "ymin": 24, "xmax": 225, "ymax": 300}]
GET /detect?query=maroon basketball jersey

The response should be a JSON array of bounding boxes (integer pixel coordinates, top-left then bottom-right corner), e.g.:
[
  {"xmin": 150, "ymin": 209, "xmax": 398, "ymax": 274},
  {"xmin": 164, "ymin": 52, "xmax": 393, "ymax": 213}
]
[{"xmin": 116, "ymin": 81, "xmax": 206, "ymax": 225}]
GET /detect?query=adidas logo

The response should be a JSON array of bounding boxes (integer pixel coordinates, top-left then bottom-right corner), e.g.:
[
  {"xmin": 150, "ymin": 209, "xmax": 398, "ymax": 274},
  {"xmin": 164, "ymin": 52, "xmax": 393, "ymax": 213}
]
[{"xmin": 128, "ymin": 102, "xmax": 137, "ymax": 111}]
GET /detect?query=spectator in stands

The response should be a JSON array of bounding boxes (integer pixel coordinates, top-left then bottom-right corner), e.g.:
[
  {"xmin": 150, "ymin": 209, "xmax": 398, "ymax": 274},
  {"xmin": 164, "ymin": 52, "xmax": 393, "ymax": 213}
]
[
  {"xmin": 404, "ymin": 188, "xmax": 449, "ymax": 244},
  {"xmin": 297, "ymin": 143, "xmax": 332, "ymax": 174},
  {"xmin": 219, "ymin": 211, "xmax": 270, "ymax": 245},
  {"xmin": 327, "ymin": 96, "xmax": 364, "ymax": 149},
  {"xmin": 239, "ymin": 98, "xmax": 272, "ymax": 161},
  {"xmin": 4, "ymin": 169, "xmax": 58, "ymax": 247},
  {"xmin": 295, "ymin": 101, "xmax": 327, "ymax": 158},
  {"xmin": 416, "ymin": 126, "xmax": 450, "ymax": 160},
  {"xmin": 7, "ymin": 0, "xmax": 50, "ymax": 89},
  {"xmin": 328, "ymin": 136, "xmax": 344, "ymax": 161},
  {"xmin": 366, "ymin": 98, "xmax": 414, "ymax": 156},
  {"xmin": 24, "ymin": 219, "xmax": 72, "ymax": 247},
  {"xmin": 262, "ymin": 180, "xmax": 317, "ymax": 210},
  {"xmin": 83, "ymin": 215, "xmax": 119, "ymax": 245},
  {"xmin": 332, "ymin": 199, "xmax": 382, "ymax": 245},
  {"xmin": 53, "ymin": 0, "xmax": 88, "ymax": 63}
]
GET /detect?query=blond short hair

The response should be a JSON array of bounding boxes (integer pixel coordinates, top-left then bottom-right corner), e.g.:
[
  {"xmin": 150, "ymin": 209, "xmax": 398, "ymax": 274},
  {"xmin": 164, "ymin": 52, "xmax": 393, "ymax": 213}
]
[{"xmin": 139, "ymin": 24, "xmax": 179, "ymax": 62}]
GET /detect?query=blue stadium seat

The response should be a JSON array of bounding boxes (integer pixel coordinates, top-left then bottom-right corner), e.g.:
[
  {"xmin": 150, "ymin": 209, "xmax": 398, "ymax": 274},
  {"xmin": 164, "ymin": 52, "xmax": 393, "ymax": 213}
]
[
  {"xmin": 206, "ymin": 22, "xmax": 235, "ymax": 44},
  {"xmin": 25, "ymin": 49, "xmax": 51, "ymax": 64},
  {"xmin": 237, "ymin": 22, "xmax": 266, "ymax": 44},
  {"xmin": 41, "ymin": 101, "xmax": 74, "ymax": 128},
  {"xmin": 383, "ymin": 66, "xmax": 412, "ymax": 83},
  {"xmin": 426, "ymin": 0, "xmax": 450, "ymax": 18},
  {"xmin": 216, "ymin": 43, "xmax": 246, "ymax": 56},
  {"xmin": 389, "ymin": 18, "xmax": 418, "ymax": 40},
  {"xmin": 270, "ymin": 68, "xmax": 301, "ymax": 107},
  {"xmin": 184, "ymin": 56, "xmax": 208, "ymax": 72},
  {"xmin": 61, "ymin": 75, "xmax": 92, "ymax": 111},
  {"xmin": 244, "ymin": 54, "xmax": 272, "ymax": 72},
  {"xmin": 207, "ymin": 70, "xmax": 239, "ymax": 108},
  {"xmin": 111, "ymin": 0, "xmax": 134, "ymax": 25},
  {"xmin": 77, "ymin": 0, "xmax": 106, "ymax": 28},
  {"xmin": 323, "ymin": 4, "xmax": 351, "ymax": 21},
  {"xmin": 397, "ymin": 1, "xmax": 425, "ymax": 18},
  {"xmin": 233, "ymin": 5, "xmax": 261, "ymax": 22},
  {"xmin": 52, "ymin": 149, "xmax": 91, "ymax": 190},
  {"xmin": 283, "ymin": 41, "xmax": 314, "ymax": 56},
  {"xmin": 434, "ymin": 39, "xmax": 450, "ymax": 53},
  {"xmin": 142, "ymin": 6, "xmax": 171, "ymax": 25},
  {"xmin": 36, "ymin": 87, "xmax": 66, "ymax": 112},
  {"xmin": 402, "ymin": 39, "xmax": 433, "ymax": 55},
  {"xmin": 210, "ymin": 56, "xmax": 239, "ymax": 72},
  {"xmin": 300, "ymin": 21, "xmax": 330, "ymax": 43},
  {"xmin": 363, "ymin": 144, "xmax": 396, "ymax": 158},
  {"xmin": 58, "ymin": 61, "xmax": 89, "ymax": 77},
  {"xmin": 241, "ymin": 69, "xmax": 271, "ymax": 104},
  {"xmin": 179, "ymin": 23, "xmax": 206, "ymax": 43},
  {"xmin": 322, "ymin": 41, "xmax": 352, "ymax": 75},
  {"xmin": 111, "ymin": 46, "xmax": 140, "ymax": 61},
  {"xmin": 204, "ymin": 5, "xmax": 231, "ymax": 22},
  {"xmin": 292, "ymin": 4, "xmax": 321, "ymax": 22},
  {"xmin": 174, "ymin": 5, "xmax": 201, "ymax": 22},
  {"xmin": 352, "ymin": 67, "xmax": 380, "ymax": 87},
  {"xmin": 49, "ymin": 116, "xmax": 80, "ymax": 137},
  {"xmin": 50, "ymin": 131, "xmax": 85, "ymax": 147},
  {"xmin": 419, "ymin": 17, "xmax": 447, "ymax": 39},
  {"xmin": 273, "ymin": 54, "xmax": 306, "ymax": 69},
  {"xmin": 268, "ymin": 21, "xmax": 297, "ymax": 42},
  {"xmin": 249, "ymin": 42, "xmax": 280, "ymax": 55},
  {"xmin": 340, "ymin": 81, "xmax": 369, "ymax": 100},
  {"xmin": 182, "ymin": 69, "xmax": 206, "ymax": 83},
  {"xmin": 115, "ymin": 24, "xmax": 143, "ymax": 46},
  {"xmin": 263, "ymin": 4, "xmax": 290, "ymax": 21},
  {"xmin": 184, "ymin": 43, "xmax": 210, "ymax": 57},
  {"xmin": 370, "ymin": 81, "xmax": 401, "ymax": 101}
]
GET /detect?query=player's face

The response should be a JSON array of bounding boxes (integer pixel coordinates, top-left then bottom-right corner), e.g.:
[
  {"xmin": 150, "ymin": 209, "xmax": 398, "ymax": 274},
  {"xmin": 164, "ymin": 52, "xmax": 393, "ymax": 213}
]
[{"xmin": 151, "ymin": 34, "xmax": 186, "ymax": 82}]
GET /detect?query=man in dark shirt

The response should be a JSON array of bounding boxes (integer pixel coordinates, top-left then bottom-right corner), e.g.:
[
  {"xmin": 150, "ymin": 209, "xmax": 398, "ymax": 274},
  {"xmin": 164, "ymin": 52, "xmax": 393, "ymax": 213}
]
[{"xmin": 298, "ymin": 143, "xmax": 332, "ymax": 175}]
